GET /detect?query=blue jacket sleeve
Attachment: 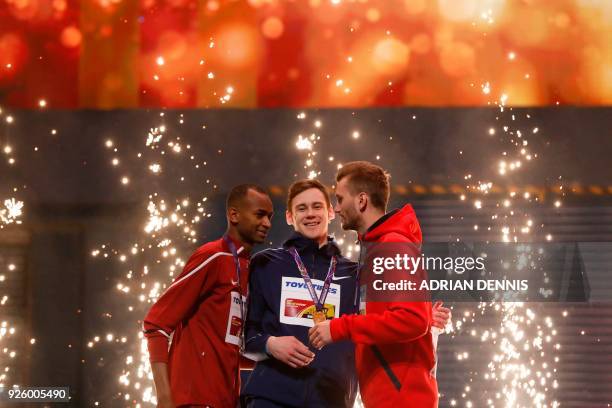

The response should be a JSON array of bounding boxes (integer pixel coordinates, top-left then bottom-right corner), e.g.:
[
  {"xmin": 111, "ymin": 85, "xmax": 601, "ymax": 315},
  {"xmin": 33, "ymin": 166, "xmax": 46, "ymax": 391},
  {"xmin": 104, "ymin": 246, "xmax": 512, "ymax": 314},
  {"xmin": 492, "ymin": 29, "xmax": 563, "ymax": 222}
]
[{"xmin": 245, "ymin": 256, "xmax": 271, "ymax": 354}]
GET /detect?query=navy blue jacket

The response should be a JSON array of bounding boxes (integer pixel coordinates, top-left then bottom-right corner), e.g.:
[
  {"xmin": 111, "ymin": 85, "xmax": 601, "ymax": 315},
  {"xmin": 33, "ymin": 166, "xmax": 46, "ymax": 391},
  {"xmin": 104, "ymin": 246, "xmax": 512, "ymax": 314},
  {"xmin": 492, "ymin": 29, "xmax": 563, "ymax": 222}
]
[{"xmin": 243, "ymin": 232, "xmax": 359, "ymax": 407}]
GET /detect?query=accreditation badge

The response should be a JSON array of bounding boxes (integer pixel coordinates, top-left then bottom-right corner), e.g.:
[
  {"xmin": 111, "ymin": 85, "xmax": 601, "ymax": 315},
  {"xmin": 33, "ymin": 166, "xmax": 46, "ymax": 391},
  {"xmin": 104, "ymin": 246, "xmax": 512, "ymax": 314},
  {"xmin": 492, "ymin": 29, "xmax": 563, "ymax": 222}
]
[
  {"xmin": 359, "ymin": 284, "xmax": 367, "ymax": 315},
  {"xmin": 225, "ymin": 291, "xmax": 246, "ymax": 346},
  {"xmin": 280, "ymin": 276, "xmax": 341, "ymax": 327}
]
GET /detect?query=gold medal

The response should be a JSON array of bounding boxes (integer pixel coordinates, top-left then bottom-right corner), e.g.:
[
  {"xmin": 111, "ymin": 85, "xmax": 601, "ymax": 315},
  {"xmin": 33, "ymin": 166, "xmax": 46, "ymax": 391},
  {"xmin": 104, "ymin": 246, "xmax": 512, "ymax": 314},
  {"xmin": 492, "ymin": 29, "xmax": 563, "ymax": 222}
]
[{"xmin": 313, "ymin": 310, "xmax": 326, "ymax": 324}]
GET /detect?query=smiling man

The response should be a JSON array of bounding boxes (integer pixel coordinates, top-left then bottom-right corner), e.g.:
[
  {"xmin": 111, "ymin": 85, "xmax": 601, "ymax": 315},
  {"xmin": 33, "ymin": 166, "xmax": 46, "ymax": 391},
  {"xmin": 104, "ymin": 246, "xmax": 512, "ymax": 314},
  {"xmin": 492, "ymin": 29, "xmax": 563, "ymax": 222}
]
[
  {"xmin": 242, "ymin": 179, "xmax": 359, "ymax": 407},
  {"xmin": 143, "ymin": 184, "xmax": 274, "ymax": 408}
]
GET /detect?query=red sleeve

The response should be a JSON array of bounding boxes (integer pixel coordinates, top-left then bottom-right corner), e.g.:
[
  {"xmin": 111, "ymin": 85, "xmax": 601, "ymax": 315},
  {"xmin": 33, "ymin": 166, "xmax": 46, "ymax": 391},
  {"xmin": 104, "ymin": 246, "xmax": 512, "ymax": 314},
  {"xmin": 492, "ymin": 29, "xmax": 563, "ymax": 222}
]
[
  {"xmin": 330, "ymin": 301, "xmax": 430, "ymax": 345},
  {"xmin": 330, "ymin": 232, "xmax": 431, "ymax": 345},
  {"xmin": 143, "ymin": 246, "xmax": 216, "ymax": 363}
]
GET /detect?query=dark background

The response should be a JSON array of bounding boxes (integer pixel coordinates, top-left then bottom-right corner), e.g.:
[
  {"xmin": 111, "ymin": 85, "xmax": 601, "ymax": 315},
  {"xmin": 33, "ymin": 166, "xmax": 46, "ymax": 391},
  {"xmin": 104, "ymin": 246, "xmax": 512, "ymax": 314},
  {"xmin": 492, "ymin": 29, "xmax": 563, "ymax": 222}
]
[{"xmin": 0, "ymin": 108, "xmax": 611, "ymax": 407}]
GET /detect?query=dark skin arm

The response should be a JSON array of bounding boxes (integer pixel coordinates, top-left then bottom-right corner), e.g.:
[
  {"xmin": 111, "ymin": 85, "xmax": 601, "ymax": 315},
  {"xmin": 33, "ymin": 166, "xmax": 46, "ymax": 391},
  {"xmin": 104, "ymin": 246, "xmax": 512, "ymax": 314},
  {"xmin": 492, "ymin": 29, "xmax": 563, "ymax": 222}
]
[{"xmin": 151, "ymin": 362, "xmax": 175, "ymax": 408}]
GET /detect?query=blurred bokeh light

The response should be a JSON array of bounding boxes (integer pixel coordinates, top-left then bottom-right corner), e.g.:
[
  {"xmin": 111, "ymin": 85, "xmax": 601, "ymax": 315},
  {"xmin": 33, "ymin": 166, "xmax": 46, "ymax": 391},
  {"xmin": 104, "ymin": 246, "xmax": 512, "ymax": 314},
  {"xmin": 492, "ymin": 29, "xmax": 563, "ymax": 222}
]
[{"xmin": 1, "ymin": 0, "xmax": 612, "ymax": 108}]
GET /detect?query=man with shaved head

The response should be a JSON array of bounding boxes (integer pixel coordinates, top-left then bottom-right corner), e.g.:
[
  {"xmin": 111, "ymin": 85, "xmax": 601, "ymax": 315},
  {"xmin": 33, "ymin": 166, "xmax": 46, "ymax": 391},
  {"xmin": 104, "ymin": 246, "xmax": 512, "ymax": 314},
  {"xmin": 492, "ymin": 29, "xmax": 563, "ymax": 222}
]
[{"xmin": 144, "ymin": 184, "xmax": 274, "ymax": 408}]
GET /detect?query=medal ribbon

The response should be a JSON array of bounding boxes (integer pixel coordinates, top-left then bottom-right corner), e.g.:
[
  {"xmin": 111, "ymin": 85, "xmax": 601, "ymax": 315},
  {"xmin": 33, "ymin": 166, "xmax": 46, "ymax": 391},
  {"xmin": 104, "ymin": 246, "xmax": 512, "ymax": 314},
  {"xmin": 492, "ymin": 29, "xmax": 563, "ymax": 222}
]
[{"xmin": 288, "ymin": 247, "xmax": 337, "ymax": 312}]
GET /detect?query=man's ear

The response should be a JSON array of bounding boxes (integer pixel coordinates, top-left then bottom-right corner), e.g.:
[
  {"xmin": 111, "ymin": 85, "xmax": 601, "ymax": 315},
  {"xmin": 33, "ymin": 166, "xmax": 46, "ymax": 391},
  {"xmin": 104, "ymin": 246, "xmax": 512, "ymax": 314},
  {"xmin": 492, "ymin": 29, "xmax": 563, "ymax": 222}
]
[
  {"xmin": 285, "ymin": 210, "xmax": 294, "ymax": 226},
  {"xmin": 228, "ymin": 207, "xmax": 240, "ymax": 224},
  {"xmin": 358, "ymin": 192, "xmax": 368, "ymax": 212}
]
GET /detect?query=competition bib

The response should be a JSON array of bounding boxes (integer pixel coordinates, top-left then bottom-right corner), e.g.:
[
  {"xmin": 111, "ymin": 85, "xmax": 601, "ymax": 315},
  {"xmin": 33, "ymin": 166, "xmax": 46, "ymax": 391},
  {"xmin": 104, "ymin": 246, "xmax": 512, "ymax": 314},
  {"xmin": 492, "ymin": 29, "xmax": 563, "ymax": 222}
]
[
  {"xmin": 280, "ymin": 276, "xmax": 341, "ymax": 327},
  {"xmin": 225, "ymin": 291, "xmax": 246, "ymax": 347}
]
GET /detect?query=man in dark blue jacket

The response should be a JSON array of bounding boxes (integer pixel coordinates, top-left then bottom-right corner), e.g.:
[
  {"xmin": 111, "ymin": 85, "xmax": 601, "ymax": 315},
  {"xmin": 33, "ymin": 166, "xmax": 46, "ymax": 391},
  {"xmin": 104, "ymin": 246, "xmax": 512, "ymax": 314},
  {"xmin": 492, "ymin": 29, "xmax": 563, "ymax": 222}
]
[{"xmin": 243, "ymin": 179, "xmax": 359, "ymax": 407}]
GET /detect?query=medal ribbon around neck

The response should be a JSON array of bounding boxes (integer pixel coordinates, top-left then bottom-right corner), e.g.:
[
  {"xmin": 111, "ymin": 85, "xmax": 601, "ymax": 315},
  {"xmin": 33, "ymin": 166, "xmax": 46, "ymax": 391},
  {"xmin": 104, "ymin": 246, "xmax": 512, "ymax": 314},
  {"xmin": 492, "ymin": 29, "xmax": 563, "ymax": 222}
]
[{"xmin": 288, "ymin": 247, "xmax": 337, "ymax": 312}]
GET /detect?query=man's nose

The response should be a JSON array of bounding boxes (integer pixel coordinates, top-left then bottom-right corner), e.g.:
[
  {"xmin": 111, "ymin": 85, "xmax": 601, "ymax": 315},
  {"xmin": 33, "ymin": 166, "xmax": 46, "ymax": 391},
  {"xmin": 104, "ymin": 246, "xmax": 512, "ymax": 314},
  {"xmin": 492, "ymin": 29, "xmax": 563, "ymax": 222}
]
[{"xmin": 262, "ymin": 216, "xmax": 272, "ymax": 228}]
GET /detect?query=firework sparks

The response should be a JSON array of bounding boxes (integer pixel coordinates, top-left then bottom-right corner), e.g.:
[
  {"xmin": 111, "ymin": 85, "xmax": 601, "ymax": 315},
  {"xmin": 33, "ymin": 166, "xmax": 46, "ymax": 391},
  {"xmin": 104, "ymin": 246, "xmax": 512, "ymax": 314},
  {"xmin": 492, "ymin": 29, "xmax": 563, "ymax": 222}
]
[
  {"xmin": 91, "ymin": 116, "xmax": 216, "ymax": 405},
  {"xmin": 450, "ymin": 88, "xmax": 561, "ymax": 407},
  {"xmin": 87, "ymin": 99, "xmax": 562, "ymax": 407},
  {"xmin": 1, "ymin": 110, "xmax": 25, "ymax": 229},
  {"xmin": 0, "ymin": 199, "xmax": 23, "ymax": 226},
  {"xmin": 0, "ymin": 109, "xmax": 24, "ymax": 390}
]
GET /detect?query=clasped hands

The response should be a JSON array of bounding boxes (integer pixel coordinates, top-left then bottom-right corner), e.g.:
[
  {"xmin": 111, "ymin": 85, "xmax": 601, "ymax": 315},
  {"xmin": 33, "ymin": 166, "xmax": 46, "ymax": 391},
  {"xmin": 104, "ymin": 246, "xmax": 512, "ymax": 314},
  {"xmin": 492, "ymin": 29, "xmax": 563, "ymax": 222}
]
[{"xmin": 268, "ymin": 302, "xmax": 451, "ymax": 368}]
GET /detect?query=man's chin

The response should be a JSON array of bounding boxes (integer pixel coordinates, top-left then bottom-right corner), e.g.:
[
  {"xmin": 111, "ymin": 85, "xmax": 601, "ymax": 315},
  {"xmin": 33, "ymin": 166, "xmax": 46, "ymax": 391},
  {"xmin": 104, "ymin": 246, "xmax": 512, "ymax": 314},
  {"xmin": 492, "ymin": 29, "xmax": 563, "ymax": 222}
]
[
  {"xmin": 300, "ymin": 231, "xmax": 321, "ymax": 240},
  {"xmin": 253, "ymin": 233, "xmax": 268, "ymax": 243}
]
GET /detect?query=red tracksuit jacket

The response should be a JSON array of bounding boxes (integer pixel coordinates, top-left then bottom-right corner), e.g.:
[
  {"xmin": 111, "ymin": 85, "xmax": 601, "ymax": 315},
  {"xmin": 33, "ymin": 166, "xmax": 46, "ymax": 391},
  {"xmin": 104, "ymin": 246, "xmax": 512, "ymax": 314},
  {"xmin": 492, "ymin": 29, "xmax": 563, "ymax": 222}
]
[
  {"xmin": 330, "ymin": 204, "xmax": 438, "ymax": 408},
  {"xmin": 143, "ymin": 236, "xmax": 249, "ymax": 407}
]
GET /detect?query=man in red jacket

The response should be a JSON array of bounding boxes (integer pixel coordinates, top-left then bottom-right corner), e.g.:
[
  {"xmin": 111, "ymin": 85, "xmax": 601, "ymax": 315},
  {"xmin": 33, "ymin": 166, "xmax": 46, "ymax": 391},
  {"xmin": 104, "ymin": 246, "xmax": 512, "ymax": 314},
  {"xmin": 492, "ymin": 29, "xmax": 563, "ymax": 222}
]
[
  {"xmin": 143, "ymin": 184, "xmax": 274, "ymax": 408},
  {"xmin": 309, "ymin": 161, "xmax": 442, "ymax": 408}
]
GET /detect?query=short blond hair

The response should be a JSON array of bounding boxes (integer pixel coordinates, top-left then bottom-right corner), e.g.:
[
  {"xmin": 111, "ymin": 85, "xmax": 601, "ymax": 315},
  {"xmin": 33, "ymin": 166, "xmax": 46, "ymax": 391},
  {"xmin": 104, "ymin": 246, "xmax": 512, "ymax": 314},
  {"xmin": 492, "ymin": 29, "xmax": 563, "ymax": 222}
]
[{"xmin": 336, "ymin": 161, "xmax": 390, "ymax": 211}]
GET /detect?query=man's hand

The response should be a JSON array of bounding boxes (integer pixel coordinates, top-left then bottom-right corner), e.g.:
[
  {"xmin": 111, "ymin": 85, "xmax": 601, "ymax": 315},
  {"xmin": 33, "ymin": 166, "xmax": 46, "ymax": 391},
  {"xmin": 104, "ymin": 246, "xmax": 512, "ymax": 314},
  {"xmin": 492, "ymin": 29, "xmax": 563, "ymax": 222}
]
[
  {"xmin": 266, "ymin": 336, "xmax": 315, "ymax": 368},
  {"xmin": 308, "ymin": 320, "xmax": 333, "ymax": 349},
  {"xmin": 432, "ymin": 301, "xmax": 452, "ymax": 330}
]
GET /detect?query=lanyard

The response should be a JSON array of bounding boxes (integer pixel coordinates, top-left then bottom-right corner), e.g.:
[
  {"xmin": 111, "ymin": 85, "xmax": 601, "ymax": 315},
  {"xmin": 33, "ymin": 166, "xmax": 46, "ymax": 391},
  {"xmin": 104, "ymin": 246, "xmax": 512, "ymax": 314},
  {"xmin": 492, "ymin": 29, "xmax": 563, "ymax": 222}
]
[
  {"xmin": 223, "ymin": 234, "xmax": 246, "ymax": 351},
  {"xmin": 288, "ymin": 247, "xmax": 337, "ymax": 311}
]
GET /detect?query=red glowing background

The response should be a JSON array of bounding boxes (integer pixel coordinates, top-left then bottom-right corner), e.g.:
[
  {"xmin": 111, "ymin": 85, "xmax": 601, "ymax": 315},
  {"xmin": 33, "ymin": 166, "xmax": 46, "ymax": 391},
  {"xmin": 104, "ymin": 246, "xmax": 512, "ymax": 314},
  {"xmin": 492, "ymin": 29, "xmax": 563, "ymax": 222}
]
[{"xmin": 1, "ymin": 0, "xmax": 612, "ymax": 108}]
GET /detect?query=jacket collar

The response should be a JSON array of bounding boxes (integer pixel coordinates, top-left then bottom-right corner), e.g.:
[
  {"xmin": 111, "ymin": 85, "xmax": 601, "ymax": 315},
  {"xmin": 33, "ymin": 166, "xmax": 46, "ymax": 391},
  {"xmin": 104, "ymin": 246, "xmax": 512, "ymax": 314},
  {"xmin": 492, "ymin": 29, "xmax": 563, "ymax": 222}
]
[
  {"xmin": 222, "ymin": 234, "xmax": 250, "ymax": 258},
  {"xmin": 282, "ymin": 231, "xmax": 341, "ymax": 258},
  {"xmin": 358, "ymin": 208, "xmax": 399, "ymax": 241}
]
